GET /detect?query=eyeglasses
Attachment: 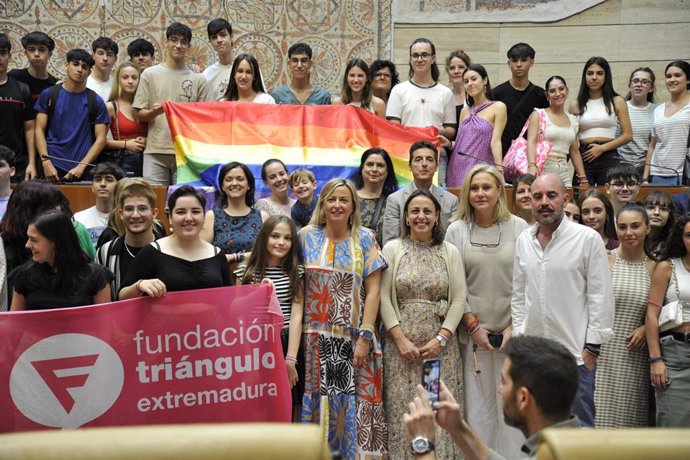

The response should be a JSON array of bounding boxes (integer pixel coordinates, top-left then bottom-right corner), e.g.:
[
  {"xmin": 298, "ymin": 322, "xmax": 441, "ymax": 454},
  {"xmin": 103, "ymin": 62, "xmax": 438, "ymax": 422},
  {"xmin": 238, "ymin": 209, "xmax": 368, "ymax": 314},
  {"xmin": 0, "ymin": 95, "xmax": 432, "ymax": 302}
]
[
  {"xmin": 645, "ymin": 204, "xmax": 671, "ymax": 213},
  {"xmin": 410, "ymin": 52, "xmax": 432, "ymax": 60},
  {"xmin": 609, "ymin": 180, "xmax": 639, "ymax": 188},
  {"xmin": 631, "ymin": 78, "xmax": 652, "ymax": 86},
  {"xmin": 373, "ymin": 72, "xmax": 391, "ymax": 79},
  {"xmin": 469, "ymin": 222, "xmax": 502, "ymax": 248},
  {"xmin": 168, "ymin": 37, "xmax": 190, "ymax": 47}
]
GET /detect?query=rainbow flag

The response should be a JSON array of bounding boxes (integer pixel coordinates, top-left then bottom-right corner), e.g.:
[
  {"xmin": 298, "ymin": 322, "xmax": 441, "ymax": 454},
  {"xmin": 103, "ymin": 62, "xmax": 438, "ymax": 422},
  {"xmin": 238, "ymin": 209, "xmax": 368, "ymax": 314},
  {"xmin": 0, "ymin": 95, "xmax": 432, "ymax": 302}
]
[{"xmin": 163, "ymin": 101, "xmax": 439, "ymax": 193}]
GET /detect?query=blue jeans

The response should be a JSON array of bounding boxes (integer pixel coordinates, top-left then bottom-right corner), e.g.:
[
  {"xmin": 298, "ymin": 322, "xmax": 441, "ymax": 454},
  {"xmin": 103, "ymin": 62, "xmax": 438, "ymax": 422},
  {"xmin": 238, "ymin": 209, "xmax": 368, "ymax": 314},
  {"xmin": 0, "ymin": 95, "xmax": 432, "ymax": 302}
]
[
  {"xmin": 650, "ymin": 175, "xmax": 682, "ymax": 186},
  {"xmin": 571, "ymin": 364, "xmax": 596, "ymax": 427}
]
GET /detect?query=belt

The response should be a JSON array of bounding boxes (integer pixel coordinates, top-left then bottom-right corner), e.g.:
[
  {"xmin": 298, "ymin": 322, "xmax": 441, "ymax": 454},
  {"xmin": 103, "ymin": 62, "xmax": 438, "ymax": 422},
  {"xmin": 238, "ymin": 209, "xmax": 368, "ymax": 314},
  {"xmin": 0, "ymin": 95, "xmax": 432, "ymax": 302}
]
[{"xmin": 661, "ymin": 331, "xmax": 690, "ymax": 343}]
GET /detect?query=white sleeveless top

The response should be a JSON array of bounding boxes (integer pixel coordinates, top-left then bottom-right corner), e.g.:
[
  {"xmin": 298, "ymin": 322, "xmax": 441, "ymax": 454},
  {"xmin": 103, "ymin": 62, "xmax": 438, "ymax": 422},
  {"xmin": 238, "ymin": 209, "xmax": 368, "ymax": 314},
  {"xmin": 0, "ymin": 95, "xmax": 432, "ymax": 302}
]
[
  {"xmin": 578, "ymin": 97, "xmax": 617, "ymax": 139},
  {"xmin": 666, "ymin": 258, "xmax": 690, "ymax": 322},
  {"xmin": 541, "ymin": 109, "xmax": 578, "ymax": 159}
]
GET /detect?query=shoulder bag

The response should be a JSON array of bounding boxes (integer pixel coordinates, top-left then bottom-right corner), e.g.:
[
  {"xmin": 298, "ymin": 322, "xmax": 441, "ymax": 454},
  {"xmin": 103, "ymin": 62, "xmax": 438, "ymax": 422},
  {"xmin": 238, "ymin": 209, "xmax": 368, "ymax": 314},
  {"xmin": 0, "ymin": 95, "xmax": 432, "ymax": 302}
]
[
  {"xmin": 503, "ymin": 108, "xmax": 552, "ymax": 182},
  {"xmin": 659, "ymin": 259, "xmax": 685, "ymax": 332}
]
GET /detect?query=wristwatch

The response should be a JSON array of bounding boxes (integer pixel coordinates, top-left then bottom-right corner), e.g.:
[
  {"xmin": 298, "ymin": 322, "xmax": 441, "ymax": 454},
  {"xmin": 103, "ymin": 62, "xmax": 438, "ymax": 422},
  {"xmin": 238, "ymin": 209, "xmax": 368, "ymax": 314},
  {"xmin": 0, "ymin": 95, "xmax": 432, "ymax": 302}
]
[
  {"xmin": 360, "ymin": 330, "xmax": 374, "ymax": 341},
  {"xmin": 411, "ymin": 436, "xmax": 435, "ymax": 455}
]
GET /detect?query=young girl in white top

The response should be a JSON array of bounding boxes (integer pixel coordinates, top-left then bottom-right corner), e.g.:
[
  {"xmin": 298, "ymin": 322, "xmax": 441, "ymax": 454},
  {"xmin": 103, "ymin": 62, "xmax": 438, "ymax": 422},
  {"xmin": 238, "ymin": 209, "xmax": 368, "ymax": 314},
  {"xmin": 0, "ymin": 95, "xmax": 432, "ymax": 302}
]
[
  {"xmin": 617, "ymin": 67, "xmax": 657, "ymax": 174},
  {"xmin": 643, "ymin": 60, "xmax": 690, "ymax": 186},
  {"xmin": 570, "ymin": 57, "xmax": 632, "ymax": 185},
  {"xmin": 527, "ymin": 75, "xmax": 587, "ymax": 187},
  {"xmin": 235, "ymin": 215, "xmax": 304, "ymax": 416}
]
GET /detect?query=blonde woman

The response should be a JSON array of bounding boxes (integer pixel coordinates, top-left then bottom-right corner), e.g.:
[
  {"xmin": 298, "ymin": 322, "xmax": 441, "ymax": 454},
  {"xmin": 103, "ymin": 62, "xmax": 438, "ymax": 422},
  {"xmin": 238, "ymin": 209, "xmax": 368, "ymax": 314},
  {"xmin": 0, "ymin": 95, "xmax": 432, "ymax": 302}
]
[
  {"xmin": 445, "ymin": 164, "xmax": 527, "ymax": 458},
  {"xmin": 299, "ymin": 179, "xmax": 387, "ymax": 459},
  {"xmin": 105, "ymin": 61, "xmax": 147, "ymax": 177}
]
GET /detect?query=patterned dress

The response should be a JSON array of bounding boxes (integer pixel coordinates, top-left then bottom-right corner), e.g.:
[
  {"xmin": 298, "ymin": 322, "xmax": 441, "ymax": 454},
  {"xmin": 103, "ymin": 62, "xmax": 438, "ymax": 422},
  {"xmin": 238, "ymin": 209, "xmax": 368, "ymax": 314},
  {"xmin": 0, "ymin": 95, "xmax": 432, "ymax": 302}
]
[
  {"xmin": 211, "ymin": 207, "xmax": 263, "ymax": 254},
  {"xmin": 447, "ymin": 100, "xmax": 496, "ymax": 187},
  {"xmin": 383, "ymin": 239, "xmax": 463, "ymax": 459},
  {"xmin": 594, "ymin": 251, "xmax": 650, "ymax": 427},
  {"xmin": 359, "ymin": 196, "xmax": 387, "ymax": 248},
  {"xmin": 299, "ymin": 226, "xmax": 387, "ymax": 459}
]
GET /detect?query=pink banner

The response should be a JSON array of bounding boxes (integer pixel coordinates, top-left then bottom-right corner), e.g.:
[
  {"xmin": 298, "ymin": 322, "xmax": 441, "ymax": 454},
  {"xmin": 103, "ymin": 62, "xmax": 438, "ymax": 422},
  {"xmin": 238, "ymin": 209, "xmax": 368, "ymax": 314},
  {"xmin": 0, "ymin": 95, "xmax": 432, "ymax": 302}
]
[{"xmin": 0, "ymin": 284, "xmax": 291, "ymax": 433}]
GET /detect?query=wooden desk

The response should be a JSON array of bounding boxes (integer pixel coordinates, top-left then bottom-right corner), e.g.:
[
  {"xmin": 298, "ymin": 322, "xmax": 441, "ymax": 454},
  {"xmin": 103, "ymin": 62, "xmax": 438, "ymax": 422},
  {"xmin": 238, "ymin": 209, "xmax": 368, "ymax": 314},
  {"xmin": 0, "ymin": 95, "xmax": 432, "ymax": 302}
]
[{"xmin": 58, "ymin": 184, "xmax": 170, "ymax": 229}]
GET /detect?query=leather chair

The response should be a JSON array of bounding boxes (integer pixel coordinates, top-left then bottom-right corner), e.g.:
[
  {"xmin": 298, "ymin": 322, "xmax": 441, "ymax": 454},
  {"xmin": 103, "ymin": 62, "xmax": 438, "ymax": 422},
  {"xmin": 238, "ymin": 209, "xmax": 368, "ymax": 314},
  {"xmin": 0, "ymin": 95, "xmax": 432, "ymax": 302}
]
[
  {"xmin": 0, "ymin": 423, "xmax": 330, "ymax": 459},
  {"xmin": 537, "ymin": 428, "xmax": 690, "ymax": 460}
]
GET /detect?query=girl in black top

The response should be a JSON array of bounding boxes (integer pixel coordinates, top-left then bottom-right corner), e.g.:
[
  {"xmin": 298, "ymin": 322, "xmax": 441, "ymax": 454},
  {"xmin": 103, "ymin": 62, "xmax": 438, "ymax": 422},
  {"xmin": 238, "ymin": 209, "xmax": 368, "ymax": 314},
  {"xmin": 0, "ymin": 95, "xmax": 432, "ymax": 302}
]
[
  {"xmin": 119, "ymin": 185, "xmax": 230, "ymax": 299},
  {"xmin": 10, "ymin": 210, "xmax": 113, "ymax": 310}
]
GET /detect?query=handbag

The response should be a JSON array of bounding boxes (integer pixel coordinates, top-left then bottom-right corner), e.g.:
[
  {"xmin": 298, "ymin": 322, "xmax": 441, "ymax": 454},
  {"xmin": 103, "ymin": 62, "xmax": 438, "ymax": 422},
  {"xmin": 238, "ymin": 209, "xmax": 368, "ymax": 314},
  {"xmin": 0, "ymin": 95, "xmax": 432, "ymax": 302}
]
[
  {"xmin": 97, "ymin": 100, "xmax": 128, "ymax": 166},
  {"xmin": 502, "ymin": 108, "xmax": 552, "ymax": 181},
  {"xmin": 659, "ymin": 259, "xmax": 685, "ymax": 332}
]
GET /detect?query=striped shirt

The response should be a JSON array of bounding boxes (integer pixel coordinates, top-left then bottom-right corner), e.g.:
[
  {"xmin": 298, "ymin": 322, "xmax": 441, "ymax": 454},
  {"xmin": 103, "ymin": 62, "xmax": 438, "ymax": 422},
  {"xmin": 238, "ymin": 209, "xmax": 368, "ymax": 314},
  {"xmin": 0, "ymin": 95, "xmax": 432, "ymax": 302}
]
[
  {"xmin": 650, "ymin": 101, "xmax": 690, "ymax": 177},
  {"xmin": 235, "ymin": 264, "xmax": 304, "ymax": 324},
  {"xmin": 616, "ymin": 101, "xmax": 656, "ymax": 167}
]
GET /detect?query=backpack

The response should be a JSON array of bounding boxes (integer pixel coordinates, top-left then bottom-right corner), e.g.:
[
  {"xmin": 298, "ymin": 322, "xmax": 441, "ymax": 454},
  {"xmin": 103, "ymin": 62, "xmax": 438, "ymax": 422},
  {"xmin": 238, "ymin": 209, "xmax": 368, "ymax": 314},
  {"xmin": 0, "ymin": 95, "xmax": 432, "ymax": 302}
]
[{"xmin": 46, "ymin": 84, "xmax": 100, "ymax": 129}]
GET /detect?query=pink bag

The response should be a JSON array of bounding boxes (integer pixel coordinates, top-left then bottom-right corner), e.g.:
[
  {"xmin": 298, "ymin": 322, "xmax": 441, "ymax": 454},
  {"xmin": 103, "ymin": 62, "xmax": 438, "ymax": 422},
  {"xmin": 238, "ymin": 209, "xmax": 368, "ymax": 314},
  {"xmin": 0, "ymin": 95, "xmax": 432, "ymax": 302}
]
[{"xmin": 503, "ymin": 109, "xmax": 552, "ymax": 181}]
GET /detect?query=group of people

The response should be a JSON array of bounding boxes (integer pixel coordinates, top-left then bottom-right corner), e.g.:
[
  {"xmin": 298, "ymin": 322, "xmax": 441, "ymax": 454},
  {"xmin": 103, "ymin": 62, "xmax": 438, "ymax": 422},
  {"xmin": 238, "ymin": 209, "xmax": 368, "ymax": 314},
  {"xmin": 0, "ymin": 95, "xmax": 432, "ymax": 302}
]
[{"xmin": 1, "ymin": 17, "xmax": 690, "ymax": 460}]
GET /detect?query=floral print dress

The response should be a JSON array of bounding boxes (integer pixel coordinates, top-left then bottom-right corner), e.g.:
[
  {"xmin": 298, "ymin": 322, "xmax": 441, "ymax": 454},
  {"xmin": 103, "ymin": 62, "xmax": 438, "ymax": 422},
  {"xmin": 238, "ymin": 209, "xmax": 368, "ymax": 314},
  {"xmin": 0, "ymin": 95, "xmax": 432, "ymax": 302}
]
[{"xmin": 299, "ymin": 225, "xmax": 387, "ymax": 459}]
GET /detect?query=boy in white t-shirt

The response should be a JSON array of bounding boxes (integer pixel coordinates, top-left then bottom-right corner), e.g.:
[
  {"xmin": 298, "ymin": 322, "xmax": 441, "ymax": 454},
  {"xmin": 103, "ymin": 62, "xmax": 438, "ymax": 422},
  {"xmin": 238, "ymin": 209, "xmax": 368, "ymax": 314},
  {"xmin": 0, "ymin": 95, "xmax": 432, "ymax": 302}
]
[
  {"xmin": 86, "ymin": 37, "xmax": 118, "ymax": 102},
  {"xmin": 202, "ymin": 18, "xmax": 234, "ymax": 101},
  {"xmin": 74, "ymin": 162, "xmax": 124, "ymax": 248}
]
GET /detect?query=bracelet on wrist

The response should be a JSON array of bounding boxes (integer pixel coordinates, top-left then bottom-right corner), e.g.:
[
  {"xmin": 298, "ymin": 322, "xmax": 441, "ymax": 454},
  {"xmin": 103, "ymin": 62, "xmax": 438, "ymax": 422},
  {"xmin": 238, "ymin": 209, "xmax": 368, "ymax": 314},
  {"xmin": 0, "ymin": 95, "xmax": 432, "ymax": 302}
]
[
  {"xmin": 135, "ymin": 279, "xmax": 144, "ymax": 293},
  {"xmin": 285, "ymin": 356, "xmax": 297, "ymax": 363},
  {"xmin": 468, "ymin": 324, "xmax": 481, "ymax": 336},
  {"xmin": 435, "ymin": 333, "xmax": 449, "ymax": 348},
  {"xmin": 40, "ymin": 156, "xmax": 50, "ymax": 163},
  {"xmin": 528, "ymin": 162, "xmax": 537, "ymax": 167},
  {"xmin": 124, "ymin": 140, "xmax": 128, "ymax": 150},
  {"xmin": 359, "ymin": 323, "xmax": 376, "ymax": 334},
  {"xmin": 648, "ymin": 356, "xmax": 664, "ymax": 364}
]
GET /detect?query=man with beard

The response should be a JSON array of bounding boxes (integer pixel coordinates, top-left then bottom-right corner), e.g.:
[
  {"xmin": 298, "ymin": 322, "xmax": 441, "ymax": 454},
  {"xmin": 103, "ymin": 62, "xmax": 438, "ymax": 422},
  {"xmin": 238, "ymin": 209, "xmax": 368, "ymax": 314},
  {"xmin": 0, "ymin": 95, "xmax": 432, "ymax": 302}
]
[
  {"xmin": 511, "ymin": 173, "xmax": 613, "ymax": 428},
  {"xmin": 402, "ymin": 335, "xmax": 580, "ymax": 459},
  {"xmin": 96, "ymin": 180, "xmax": 159, "ymax": 300}
]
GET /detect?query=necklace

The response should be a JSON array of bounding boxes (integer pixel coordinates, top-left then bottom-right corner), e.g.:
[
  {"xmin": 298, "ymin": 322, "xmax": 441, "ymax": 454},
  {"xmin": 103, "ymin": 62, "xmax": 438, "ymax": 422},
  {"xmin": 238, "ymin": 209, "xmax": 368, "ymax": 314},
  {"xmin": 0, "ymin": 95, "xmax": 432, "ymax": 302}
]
[{"xmin": 124, "ymin": 243, "xmax": 137, "ymax": 259}]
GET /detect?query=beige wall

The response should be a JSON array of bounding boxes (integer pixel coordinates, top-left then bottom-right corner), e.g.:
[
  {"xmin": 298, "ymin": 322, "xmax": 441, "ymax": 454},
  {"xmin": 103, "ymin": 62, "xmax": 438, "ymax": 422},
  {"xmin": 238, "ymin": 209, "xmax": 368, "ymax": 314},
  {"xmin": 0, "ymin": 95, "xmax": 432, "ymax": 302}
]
[{"xmin": 393, "ymin": 0, "xmax": 690, "ymax": 101}]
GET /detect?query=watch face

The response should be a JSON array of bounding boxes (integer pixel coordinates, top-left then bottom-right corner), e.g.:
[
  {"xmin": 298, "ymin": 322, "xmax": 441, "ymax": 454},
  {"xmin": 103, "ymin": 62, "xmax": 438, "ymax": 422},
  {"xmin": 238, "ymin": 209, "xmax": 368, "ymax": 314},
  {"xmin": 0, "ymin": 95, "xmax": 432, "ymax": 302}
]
[
  {"xmin": 361, "ymin": 330, "xmax": 374, "ymax": 340},
  {"xmin": 411, "ymin": 437, "xmax": 429, "ymax": 453}
]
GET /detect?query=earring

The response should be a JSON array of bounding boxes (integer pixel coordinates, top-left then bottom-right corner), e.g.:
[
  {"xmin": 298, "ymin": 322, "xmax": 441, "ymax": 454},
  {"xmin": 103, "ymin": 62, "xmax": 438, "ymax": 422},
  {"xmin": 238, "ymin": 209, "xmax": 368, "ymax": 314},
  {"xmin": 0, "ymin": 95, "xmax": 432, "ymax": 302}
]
[{"xmin": 405, "ymin": 220, "xmax": 410, "ymax": 226}]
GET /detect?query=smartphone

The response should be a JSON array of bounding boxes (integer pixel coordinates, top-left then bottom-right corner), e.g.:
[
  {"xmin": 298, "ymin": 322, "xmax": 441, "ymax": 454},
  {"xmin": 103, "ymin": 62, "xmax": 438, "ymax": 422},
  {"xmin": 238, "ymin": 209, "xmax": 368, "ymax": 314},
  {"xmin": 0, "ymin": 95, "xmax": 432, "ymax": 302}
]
[
  {"xmin": 421, "ymin": 358, "xmax": 441, "ymax": 405},
  {"xmin": 488, "ymin": 333, "xmax": 504, "ymax": 349}
]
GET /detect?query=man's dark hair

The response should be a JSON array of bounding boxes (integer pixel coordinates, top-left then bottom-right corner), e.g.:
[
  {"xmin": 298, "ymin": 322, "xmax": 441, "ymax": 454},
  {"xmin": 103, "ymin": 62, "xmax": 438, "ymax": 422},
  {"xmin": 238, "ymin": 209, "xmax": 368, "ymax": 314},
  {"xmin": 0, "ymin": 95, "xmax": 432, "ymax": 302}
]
[
  {"xmin": 66, "ymin": 49, "xmax": 95, "ymax": 68},
  {"xmin": 0, "ymin": 145, "xmax": 17, "ymax": 168},
  {"xmin": 166, "ymin": 22, "xmax": 193, "ymax": 43},
  {"xmin": 91, "ymin": 37, "xmax": 118, "ymax": 55},
  {"xmin": 20, "ymin": 31, "xmax": 55, "ymax": 52},
  {"xmin": 127, "ymin": 38, "xmax": 155, "ymax": 58},
  {"xmin": 408, "ymin": 38, "xmax": 440, "ymax": 81},
  {"xmin": 605, "ymin": 163, "xmax": 640, "ymax": 184},
  {"xmin": 92, "ymin": 162, "xmax": 124, "ymax": 182},
  {"xmin": 409, "ymin": 140, "xmax": 438, "ymax": 164},
  {"xmin": 505, "ymin": 336, "xmax": 578, "ymax": 421},
  {"xmin": 507, "ymin": 43, "xmax": 536, "ymax": 60},
  {"xmin": 288, "ymin": 43, "xmax": 312, "ymax": 60},
  {"xmin": 0, "ymin": 33, "xmax": 11, "ymax": 53},
  {"xmin": 207, "ymin": 18, "xmax": 232, "ymax": 38}
]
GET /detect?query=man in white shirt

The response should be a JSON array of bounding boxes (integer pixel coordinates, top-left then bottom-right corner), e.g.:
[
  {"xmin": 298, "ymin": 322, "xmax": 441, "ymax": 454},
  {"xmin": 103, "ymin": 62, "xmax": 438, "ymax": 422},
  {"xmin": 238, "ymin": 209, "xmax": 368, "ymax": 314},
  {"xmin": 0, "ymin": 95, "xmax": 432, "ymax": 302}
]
[
  {"xmin": 86, "ymin": 37, "xmax": 117, "ymax": 102},
  {"xmin": 511, "ymin": 173, "xmax": 614, "ymax": 428},
  {"xmin": 74, "ymin": 162, "xmax": 123, "ymax": 248},
  {"xmin": 202, "ymin": 18, "xmax": 233, "ymax": 101},
  {"xmin": 386, "ymin": 38, "xmax": 456, "ymax": 185},
  {"xmin": 382, "ymin": 140, "xmax": 458, "ymax": 245}
]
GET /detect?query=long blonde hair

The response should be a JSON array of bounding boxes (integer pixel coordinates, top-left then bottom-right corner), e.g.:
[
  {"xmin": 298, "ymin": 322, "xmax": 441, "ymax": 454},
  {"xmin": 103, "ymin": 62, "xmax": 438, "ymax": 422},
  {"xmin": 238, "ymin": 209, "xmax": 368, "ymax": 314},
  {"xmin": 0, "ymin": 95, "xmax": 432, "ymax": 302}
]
[
  {"xmin": 453, "ymin": 165, "xmax": 511, "ymax": 224},
  {"xmin": 108, "ymin": 61, "xmax": 139, "ymax": 102},
  {"xmin": 309, "ymin": 179, "xmax": 361, "ymax": 231}
]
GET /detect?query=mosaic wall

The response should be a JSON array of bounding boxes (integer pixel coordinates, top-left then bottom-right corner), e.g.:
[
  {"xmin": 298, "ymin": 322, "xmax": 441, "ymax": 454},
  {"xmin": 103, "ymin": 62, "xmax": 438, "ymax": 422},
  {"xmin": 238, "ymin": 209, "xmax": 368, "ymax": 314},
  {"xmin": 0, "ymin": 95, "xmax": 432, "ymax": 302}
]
[{"xmin": 0, "ymin": 0, "xmax": 392, "ymax": 95}]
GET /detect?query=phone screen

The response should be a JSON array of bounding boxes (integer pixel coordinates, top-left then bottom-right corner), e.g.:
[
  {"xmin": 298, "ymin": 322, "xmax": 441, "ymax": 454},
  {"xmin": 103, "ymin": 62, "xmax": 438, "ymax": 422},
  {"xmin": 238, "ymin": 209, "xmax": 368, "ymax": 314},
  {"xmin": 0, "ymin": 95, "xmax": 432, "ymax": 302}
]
[{"xmin": 421, "ymin": 358, "xmax": 441, "ymax": 405}]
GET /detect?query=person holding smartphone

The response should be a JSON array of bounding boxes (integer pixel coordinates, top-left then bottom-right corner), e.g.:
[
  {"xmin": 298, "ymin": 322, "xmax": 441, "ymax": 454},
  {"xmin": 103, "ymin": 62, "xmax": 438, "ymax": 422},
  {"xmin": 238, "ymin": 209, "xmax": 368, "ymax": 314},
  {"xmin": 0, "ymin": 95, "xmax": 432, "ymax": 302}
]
[
  {"xmin": 445, "ymin": 164, "xmax": 527, "ymax": 458},
  {"xmin": 380, "ymin": 189, "xmax": 466, "ymax": 459}
]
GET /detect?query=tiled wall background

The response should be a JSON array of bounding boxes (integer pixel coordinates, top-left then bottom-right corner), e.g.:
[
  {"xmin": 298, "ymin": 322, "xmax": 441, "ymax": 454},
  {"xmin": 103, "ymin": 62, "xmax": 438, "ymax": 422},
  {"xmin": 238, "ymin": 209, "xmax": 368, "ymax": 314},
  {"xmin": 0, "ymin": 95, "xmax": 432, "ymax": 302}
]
[
  {"xmin": 0, "ymin": 0, "xmax": 392, "ymax": 95},
  {"xmin": 1, "ymin": 0, "xmax": 688, "ymax": 98}
]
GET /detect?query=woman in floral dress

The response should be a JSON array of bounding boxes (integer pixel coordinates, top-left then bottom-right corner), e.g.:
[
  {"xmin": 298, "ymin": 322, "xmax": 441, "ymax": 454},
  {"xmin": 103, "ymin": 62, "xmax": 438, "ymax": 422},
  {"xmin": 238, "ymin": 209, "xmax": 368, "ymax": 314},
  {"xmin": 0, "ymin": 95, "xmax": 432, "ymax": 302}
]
[
  {"xmin": 299, "ymin": 179, "xmax": 387, "ymax": 459},
  {"xmin": 380, "ymin": 189, "xmax": 466, "ymax": 459}
]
